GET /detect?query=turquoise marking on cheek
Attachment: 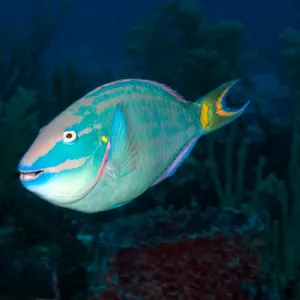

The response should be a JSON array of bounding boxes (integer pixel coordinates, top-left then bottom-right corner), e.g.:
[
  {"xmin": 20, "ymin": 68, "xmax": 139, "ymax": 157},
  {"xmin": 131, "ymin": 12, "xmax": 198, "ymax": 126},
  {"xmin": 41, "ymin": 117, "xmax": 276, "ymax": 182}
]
[
  {"xmin": 20, "ymin": 164, "xmax": 96, "ymax": 203},
  {"xmin": 20, "ymin": 171, "xmax": 55, "ymax": 188}
]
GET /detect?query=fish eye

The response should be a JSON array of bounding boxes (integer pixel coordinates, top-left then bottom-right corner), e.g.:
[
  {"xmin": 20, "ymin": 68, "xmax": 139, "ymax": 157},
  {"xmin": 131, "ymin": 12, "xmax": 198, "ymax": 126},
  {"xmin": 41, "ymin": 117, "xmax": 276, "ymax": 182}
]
[{"xmin": 63, "ymin": 130, "xmax": 77, "ymax": 143}]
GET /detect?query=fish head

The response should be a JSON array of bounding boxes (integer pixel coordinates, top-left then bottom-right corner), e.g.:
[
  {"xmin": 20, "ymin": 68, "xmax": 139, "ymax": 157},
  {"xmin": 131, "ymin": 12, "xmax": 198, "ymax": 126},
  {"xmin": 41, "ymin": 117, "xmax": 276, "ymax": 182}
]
[{"xmin": 18, "ymin": 101, "xmax": 110, "ymax": 206}]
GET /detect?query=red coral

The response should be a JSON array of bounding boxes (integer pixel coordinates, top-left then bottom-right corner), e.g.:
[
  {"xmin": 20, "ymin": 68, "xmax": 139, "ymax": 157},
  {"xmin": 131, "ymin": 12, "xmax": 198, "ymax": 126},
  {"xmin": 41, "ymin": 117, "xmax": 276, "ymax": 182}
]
[{"xmin": 92, "ymin": 233, "xmax": 265, "ymax": 300}]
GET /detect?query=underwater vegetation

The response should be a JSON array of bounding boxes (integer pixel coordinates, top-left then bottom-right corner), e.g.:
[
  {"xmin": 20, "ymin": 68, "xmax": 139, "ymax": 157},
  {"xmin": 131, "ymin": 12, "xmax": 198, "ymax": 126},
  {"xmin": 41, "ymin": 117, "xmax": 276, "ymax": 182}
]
[
  {"xmin": 125, "ymin": 1, "xmax": 251, "ymax": 99},
  {"xmin": 49, "ymin": 61, "xmax": 116, "ymax": 119},
  {"xmin": 0, "ymin": 1, "xmax": 299, "ymax": 300},
  {"xmin": 279, "ymin": 28, "xmax": 300, "ymax": 92},
  {"xmin": 0, "ymin": 0, "xmax": 76, "ymax": 101}
]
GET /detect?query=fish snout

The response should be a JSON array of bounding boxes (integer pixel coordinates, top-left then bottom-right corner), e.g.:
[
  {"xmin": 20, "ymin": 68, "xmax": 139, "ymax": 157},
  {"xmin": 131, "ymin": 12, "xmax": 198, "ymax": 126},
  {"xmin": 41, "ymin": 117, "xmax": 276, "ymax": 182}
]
[{"xmin": 18, "ymin": 163, "xmax": 44, "ymax": 182}]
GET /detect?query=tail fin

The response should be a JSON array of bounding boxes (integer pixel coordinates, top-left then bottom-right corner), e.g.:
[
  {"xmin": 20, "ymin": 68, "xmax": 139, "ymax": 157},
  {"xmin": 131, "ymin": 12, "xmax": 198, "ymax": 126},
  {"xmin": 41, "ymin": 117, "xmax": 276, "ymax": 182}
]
[{"xmin": 194, "ymin": 79, "xmax": 250, "ymax": 134}]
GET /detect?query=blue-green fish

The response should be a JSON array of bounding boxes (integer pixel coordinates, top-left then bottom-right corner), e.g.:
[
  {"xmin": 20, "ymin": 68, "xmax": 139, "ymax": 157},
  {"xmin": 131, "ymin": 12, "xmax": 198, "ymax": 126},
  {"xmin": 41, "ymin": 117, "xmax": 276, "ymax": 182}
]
[{"xmin": 18, "ymin": 79, "xmax": 249, "ymax": 213}]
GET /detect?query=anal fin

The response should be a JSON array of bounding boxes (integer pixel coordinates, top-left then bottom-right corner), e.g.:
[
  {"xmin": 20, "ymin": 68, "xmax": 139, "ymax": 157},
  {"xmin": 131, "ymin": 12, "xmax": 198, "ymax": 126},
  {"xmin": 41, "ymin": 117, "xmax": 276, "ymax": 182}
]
[{"xmin": 152, "ymin": 137, "xmax": 200, "ymax": 186}]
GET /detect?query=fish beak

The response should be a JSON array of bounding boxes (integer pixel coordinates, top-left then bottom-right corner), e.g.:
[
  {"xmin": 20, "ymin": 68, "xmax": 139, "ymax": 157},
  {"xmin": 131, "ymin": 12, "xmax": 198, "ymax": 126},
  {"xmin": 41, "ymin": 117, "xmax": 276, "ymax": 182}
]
[{"xmin": 19, "ymin": 170, "xmax": 44, "ymax": 181}]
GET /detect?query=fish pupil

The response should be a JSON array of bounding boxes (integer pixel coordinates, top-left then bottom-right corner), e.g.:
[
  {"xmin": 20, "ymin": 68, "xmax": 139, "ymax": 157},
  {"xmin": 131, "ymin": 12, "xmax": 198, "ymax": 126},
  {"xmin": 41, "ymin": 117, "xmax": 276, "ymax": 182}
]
[{"xmin": 66, "ymin": 133, "xmax": 73, "ymax": 139}]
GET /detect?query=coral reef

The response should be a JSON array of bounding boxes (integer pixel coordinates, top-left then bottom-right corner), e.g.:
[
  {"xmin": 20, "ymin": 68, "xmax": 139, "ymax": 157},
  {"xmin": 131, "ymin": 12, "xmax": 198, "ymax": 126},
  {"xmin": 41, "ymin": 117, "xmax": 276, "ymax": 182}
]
[
  {"xmin": 77, "ymin": 205, "xmax": 269, "ymax": 299},
  {"xmin": 95, "ymin": 206, "xmax": 262, "ymax": 248},
  {"xmin": 92, "ymin": 232, "xmax": 269, "ymax": 299}
]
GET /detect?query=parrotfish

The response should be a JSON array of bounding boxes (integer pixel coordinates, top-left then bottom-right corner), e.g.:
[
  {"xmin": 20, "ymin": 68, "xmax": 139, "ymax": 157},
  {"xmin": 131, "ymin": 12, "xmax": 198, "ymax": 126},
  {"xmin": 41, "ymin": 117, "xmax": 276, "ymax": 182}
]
[{"xmin": 18, "ymin": 79, "xmax": 249, "ymax": 213}]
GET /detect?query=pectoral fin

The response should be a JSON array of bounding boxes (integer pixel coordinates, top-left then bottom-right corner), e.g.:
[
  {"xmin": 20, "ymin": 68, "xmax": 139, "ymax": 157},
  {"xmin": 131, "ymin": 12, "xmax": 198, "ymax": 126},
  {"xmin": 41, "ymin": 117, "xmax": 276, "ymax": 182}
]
[{"xmin": 106, "ymin": 104, "xmax": 138, "ymax": 179}]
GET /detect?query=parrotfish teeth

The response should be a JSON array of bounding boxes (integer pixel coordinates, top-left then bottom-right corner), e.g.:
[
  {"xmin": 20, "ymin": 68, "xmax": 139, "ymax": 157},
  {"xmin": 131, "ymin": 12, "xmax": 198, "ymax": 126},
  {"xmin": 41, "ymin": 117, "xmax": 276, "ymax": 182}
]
[{"xmin": 20, "ymin": 171, "xmax": 43, "ymax": 181}]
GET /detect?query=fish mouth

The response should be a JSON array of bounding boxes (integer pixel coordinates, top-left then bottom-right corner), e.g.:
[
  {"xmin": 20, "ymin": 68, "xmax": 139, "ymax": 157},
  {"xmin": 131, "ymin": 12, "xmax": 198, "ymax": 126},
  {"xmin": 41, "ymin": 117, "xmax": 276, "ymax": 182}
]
[{"xmin": 19, "ymin": 170, "xmax": 44, "ymax": 181}]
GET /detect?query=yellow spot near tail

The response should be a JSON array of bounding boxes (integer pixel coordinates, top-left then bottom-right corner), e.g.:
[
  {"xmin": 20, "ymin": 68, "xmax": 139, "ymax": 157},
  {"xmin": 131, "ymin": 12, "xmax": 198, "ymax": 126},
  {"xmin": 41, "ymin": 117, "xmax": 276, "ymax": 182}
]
[
  {"xmin": 101, "ymin": 136, "xmax": 108, "ymax": 143},
  {"xmin": 200, "ymin": 103, "xmax": 209, "ymax": 129}
]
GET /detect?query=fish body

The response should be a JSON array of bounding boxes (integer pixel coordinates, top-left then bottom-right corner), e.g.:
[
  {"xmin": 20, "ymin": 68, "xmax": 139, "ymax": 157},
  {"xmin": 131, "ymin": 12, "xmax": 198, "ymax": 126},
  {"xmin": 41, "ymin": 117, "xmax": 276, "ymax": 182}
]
[{"xmin": 18, "ymin": 79, "xmax": 249, "ymax": 213}]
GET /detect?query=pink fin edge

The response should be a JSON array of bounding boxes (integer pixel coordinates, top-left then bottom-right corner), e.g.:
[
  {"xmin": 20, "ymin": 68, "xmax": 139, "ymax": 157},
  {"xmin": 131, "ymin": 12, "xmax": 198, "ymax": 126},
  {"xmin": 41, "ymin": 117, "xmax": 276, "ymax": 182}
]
[
  {"xmin": 152, "ymin": 137, "xmax": 200, "ymax": 187},
  {"xmin": 84, "ymin": 79, "xmax": 190, "ymax": 103}
]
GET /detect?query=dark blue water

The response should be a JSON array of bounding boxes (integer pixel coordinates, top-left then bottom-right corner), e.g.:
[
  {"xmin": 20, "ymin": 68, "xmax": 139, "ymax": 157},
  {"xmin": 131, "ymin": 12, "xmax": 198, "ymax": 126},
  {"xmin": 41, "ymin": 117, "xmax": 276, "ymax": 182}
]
[{"xmin": 0, "ymin": 0, "xmax": 298, "ymax": 299}]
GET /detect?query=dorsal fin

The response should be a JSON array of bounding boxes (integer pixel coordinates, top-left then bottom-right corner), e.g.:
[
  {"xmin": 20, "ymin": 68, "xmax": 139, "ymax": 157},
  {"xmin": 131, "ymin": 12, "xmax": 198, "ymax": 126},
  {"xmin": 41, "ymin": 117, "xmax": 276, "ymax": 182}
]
[
  {"xmin": 83, "ymin": 79, "xmax": 190, "ymax": 104},
  {"xmin": 141, "ymin": 80, "xmax": 190, "ymax": 103}
]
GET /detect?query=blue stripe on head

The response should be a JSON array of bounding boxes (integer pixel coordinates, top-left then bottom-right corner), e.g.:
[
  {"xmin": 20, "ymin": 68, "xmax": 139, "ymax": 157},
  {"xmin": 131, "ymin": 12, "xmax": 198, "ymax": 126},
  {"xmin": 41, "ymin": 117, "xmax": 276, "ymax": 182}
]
[
  {"xmin": 28, "ymin": 129, "xmax": 97, "ymax": 171},
  {"xmin": 20, "ymin": 171, "xmax": 57, "ymax": 188}
]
